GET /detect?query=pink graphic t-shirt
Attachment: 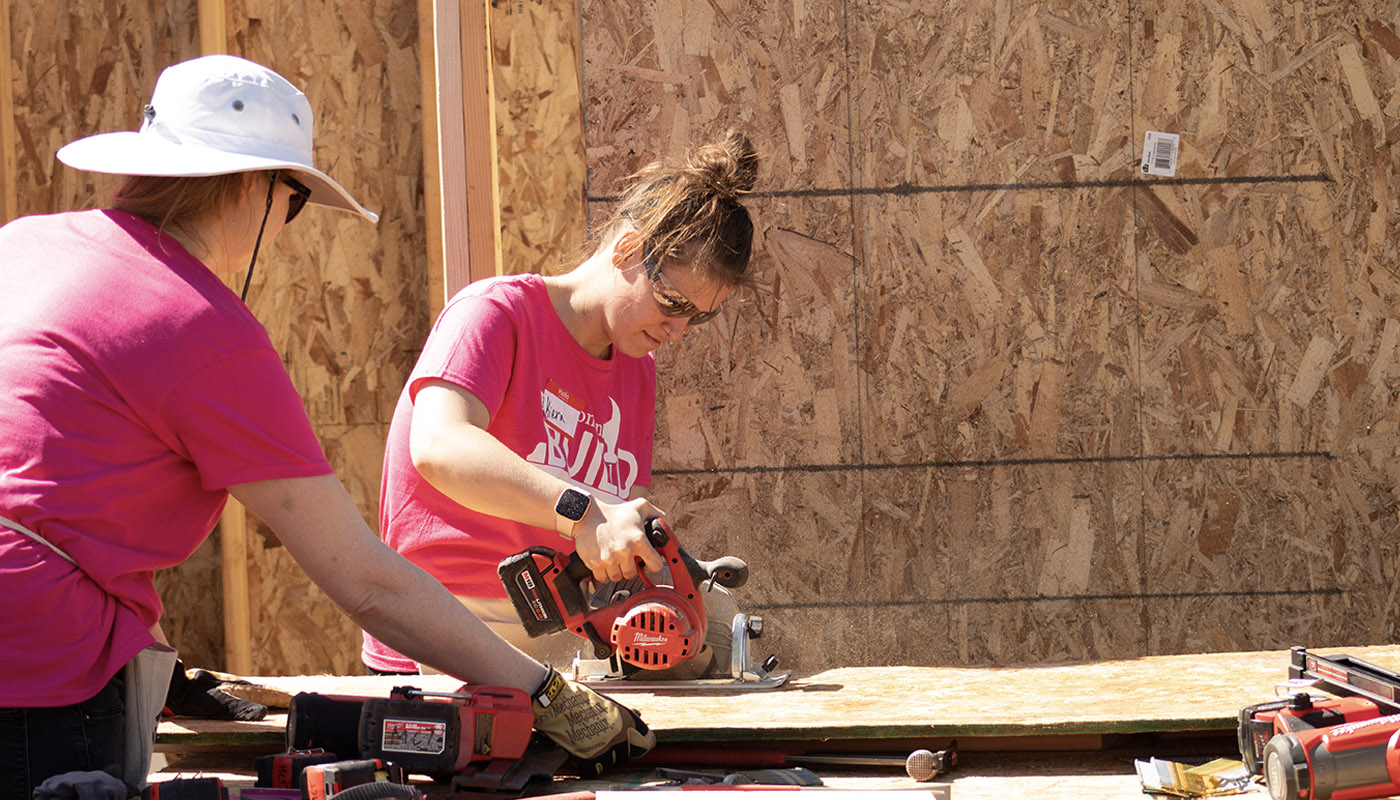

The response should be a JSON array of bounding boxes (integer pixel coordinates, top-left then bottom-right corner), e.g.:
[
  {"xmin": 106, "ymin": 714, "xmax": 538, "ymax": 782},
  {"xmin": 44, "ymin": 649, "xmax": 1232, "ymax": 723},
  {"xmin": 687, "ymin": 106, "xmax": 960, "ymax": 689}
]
[
  {"xmin": 363, "ymin": 274, "xmax": 655, "ymax": 672},
  {"xmin": 0, "ymin": 210, "xmax": 332, "ymax": 706}
]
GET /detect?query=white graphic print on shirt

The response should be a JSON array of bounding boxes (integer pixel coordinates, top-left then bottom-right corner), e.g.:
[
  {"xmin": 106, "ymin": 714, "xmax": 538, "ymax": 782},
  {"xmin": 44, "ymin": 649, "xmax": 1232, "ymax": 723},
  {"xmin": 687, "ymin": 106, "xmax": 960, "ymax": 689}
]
[{"xmin": 527, "ymin": 394, "xmax": 639, "ymax": 500}]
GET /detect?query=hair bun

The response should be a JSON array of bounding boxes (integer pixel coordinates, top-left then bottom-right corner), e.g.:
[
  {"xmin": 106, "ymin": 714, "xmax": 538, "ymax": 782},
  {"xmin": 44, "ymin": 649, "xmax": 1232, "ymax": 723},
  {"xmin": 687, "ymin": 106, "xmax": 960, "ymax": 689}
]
[
  {"xmin": 688, "ymin": 129, "xmax": 758, "ymax": 198},
  {"xmin": 609, "ymin": 130, "xmax": 758, "ymax": 288}
]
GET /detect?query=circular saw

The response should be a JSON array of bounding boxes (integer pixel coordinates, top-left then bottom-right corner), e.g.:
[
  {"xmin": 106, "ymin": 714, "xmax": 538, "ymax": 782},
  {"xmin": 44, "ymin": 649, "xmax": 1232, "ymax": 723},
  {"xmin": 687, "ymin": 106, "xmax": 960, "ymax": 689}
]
[{"xmin": 497, "ymin": 518, "xmax": 785, "ymax": 688}]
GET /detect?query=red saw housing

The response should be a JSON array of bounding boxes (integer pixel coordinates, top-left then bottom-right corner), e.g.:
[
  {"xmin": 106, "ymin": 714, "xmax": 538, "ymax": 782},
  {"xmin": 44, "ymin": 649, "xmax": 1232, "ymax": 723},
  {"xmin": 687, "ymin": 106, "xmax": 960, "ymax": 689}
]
[
  {"xmin": 498, "ymin": 517, "xmax": 718, "ymax": 671},
  {"xmin": 611, "ymin": 587, "xmax": 705, "ymax": 669}
]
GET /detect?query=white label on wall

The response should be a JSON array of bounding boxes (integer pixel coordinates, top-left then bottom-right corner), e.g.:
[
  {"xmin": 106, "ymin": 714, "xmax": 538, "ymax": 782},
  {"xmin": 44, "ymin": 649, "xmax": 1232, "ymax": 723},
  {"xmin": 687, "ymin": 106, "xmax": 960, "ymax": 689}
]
[{"xmin": 1140, "ymin": 131, "xmax": 1180, "ymax": 177}]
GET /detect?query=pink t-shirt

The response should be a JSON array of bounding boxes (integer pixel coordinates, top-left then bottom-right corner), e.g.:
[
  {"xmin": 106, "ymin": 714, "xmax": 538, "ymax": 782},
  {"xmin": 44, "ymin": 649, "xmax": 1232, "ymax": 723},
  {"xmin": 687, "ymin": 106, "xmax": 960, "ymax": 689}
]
[
  {"xmin": 362, "ymin": 274, "xmax": 655, "ymax": 672},
  {"xmin": 0, "ymin": 210, "xmax": 333, "ymax": 706}
]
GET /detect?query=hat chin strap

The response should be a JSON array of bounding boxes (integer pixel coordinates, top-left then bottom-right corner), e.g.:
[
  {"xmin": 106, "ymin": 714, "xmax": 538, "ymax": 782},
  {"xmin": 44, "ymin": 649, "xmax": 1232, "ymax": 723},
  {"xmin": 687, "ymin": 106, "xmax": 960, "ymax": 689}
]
[{"xmin": 240, "ymin": 170, "xmax": 278, "ymax": 302}]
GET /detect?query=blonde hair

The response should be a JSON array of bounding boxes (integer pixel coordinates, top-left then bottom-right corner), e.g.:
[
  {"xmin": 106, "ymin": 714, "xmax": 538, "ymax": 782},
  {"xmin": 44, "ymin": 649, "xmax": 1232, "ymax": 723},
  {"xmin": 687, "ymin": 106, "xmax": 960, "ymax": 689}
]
[
  {"xmin": 110, "ymin": 172, "xmax": 250, "ymax": 231},
  {"xmin": 609, "ymin": 130, "xmax": 758, "ymax": 288}
]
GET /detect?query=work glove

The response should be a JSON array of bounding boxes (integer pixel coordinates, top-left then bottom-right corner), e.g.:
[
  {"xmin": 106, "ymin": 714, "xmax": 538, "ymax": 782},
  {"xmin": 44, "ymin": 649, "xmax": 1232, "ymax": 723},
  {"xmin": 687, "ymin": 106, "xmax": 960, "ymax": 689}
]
[{"xmin": 530, "ymin": 665, "xmax": 656, "ymax": 776}]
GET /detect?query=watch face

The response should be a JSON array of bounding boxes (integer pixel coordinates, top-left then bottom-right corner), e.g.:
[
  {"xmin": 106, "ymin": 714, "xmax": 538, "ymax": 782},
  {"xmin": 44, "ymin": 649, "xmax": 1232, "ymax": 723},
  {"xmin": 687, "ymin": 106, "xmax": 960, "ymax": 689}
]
[{"xmin": 557, "ymin": 489, "xmax": 590, "ymax": 521}]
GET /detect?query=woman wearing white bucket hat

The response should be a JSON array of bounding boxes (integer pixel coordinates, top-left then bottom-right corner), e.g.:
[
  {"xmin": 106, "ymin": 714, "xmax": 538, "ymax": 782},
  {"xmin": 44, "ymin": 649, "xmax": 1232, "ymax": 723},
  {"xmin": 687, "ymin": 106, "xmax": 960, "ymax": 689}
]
[{"xmin": 0, "ymin": 55, "xmax": 653, "ymax": 797}]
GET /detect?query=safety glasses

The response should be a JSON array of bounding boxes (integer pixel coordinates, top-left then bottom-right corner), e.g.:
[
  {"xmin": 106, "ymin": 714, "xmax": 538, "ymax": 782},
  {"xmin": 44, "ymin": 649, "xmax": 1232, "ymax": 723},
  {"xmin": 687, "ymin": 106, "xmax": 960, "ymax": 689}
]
[
  {"xmin": 281, "ymin": 173, "xmax": 312, "ymax": 224},
  {"xmin": 641, "ymin": 243, "xmax": 721, "ymax": 325}
]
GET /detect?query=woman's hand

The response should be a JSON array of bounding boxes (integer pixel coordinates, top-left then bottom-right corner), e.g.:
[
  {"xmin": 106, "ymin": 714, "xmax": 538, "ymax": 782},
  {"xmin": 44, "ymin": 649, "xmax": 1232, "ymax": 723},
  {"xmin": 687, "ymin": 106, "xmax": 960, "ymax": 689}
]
[{"xmin": 572, "ymin": 496, "xmax": 666, "ymax": 582}]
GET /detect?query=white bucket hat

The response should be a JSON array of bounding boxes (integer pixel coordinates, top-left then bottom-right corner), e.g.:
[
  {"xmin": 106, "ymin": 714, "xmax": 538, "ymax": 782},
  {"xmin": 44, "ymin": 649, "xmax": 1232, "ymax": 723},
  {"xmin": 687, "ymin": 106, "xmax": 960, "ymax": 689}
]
[{"xmin": 57, "ymin": 54, "xmax": 377, "ymax": 223}]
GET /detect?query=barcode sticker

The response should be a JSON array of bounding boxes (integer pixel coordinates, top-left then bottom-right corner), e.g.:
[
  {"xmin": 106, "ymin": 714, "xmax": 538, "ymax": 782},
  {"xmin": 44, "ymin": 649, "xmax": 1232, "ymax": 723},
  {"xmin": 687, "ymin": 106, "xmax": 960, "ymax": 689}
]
[{"xmin": 1140, "ymin": 131, "xmax": 1180, "ymax": 177}]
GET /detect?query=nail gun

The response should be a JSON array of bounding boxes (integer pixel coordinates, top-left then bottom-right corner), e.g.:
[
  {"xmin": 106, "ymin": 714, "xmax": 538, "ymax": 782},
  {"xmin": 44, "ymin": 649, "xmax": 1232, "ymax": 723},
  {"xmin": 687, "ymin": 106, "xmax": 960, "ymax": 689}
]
[
  {"xmin": 1238, "ymin": 646, "xmax": 1400, "ymax": 800},
  {"xmin": 498, "ymin": 517, "xmax": 785, "ymax": 687}
]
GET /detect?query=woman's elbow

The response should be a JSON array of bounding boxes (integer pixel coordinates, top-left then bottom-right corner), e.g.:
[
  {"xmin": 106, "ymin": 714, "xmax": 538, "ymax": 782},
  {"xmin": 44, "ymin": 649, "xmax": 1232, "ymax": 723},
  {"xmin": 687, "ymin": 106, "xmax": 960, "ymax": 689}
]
[{"xmin": 409, "ymin": 429, "xmax": 451, "ymax": 485}]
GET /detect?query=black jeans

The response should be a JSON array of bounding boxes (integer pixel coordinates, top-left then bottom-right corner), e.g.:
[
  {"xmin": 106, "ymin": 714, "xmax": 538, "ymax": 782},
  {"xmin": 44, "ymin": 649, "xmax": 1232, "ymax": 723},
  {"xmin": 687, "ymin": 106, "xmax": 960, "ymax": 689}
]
[{"xmin": 0, "ymin": 670, "xmax": 126, "ymax": 800}]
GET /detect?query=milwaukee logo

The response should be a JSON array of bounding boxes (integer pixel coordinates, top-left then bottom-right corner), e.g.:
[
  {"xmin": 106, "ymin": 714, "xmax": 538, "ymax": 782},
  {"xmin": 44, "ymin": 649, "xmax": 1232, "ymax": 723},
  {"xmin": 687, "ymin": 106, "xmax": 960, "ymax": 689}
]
[{"xmin": 629, "ymin": 633, "xmax": 669, "ymax": 646}]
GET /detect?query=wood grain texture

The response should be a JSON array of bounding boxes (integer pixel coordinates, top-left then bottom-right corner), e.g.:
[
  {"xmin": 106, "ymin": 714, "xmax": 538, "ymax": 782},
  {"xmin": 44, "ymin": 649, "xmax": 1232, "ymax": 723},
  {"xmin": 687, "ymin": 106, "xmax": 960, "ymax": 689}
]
[
  {"xmin": 492, "ymin": 0, "xmax": 586, "ymax": 277},
  {"xmin": 0, "ymin": 0, "xmax": 16, "ymax": 223},
  {"xmin": 6, "ymin": 2, "xmax": 196, "ymax": 214},
  {"xmin": 425, "ymin": 0, "xmax": 471, "ymax": 310},
  {"xmin": 201, "ymin": 0, "xmax": 430, "ymax": 674},
  {"xmin": 457, "ymin": 0, "xmax": 503, "ymax": 286},
  {"xmin": 584, "ymin": 0, "xmax": 1400, "ymax": 671},
  {"xmin": 151, "ymin": 751, "xmax": 1227, "ymax": 800}
]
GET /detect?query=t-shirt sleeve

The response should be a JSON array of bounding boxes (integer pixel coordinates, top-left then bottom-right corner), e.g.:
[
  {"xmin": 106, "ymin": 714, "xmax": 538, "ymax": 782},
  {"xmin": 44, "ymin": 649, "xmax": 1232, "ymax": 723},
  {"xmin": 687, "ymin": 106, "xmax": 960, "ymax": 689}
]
[
  {"xmin": 159, "ymin": 348, "xmax": 333, "ymax": 490},
  {"xmin": 408, "ymin": 293, "xmax": 519, "ymax": 419}
]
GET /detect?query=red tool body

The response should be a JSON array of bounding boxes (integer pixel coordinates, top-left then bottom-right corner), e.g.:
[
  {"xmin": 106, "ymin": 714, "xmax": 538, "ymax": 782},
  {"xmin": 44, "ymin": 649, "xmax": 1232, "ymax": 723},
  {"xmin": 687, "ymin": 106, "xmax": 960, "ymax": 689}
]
[
  {"xmin": 285, "ymin": 682, "xmax": 556, "ymax": 793},
  {"xmin": 498, "ymin": 518, "xmax": 747, "ymax": 671},
  {"xmin": 254, "ymin": 748, "xmax": 340, "ymax": 788},
  {"xmin": 301, "ymin": 759, "xmax": 406, "ymax": 800},
  {"xmin": 1240, "ymin": 647, "xmax": 1400, "ymax": 800},
  {"xmin": 1241, "ymin": 695, "xmax": 1383, "ymax": 776},
  {"xmin": 1262, "ymin": 714, "xmax": 1400, "ymax": 800}
]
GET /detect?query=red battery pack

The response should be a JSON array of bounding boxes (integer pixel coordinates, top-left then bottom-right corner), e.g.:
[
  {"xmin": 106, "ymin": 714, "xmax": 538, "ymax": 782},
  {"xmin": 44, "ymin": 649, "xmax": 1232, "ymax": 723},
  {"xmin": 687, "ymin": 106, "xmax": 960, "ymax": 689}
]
[{"xmin": 301, "ymin": 759, "xmax": 406, "ymax": 800}]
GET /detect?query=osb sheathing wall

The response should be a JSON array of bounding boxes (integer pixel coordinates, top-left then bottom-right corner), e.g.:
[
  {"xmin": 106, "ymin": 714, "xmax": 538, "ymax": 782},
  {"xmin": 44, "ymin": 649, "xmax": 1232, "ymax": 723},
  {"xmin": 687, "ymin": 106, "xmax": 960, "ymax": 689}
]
[
  {"xmin": 9, "ymin": 0, "xmax": 1400, "ymax": 677},
  {"xmin": 493, "ymin": 1, "xmax": 588, "ymax": 276},
  {"xmin": 583, "ymin": 0, "xmax": 1400, "ymax": 669}
]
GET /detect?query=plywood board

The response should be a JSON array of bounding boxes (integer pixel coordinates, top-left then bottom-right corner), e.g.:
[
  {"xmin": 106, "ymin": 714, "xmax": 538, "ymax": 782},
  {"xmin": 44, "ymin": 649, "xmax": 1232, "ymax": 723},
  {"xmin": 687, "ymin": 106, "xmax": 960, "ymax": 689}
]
[
  {"xmin": 158, "ymin": 645, "xmax": 1400, "ymax": 751},
  {"xmin": 11, "ymin": 0, "xmax": 1400, "ymax": 682},
  {"xmin": 492, "ymin": 0, "xmax": 586, "ymax": 277},
  {"xmin": 6, "ymin": 2, "xmax": 196, "ymax": 214},
  {"xmin": 0, "ymin": 0, "xmax": 17, "ymax": 223},
  {"xmin": 207, "ymin": 0, "xmax": 432, "ymax": 674}
]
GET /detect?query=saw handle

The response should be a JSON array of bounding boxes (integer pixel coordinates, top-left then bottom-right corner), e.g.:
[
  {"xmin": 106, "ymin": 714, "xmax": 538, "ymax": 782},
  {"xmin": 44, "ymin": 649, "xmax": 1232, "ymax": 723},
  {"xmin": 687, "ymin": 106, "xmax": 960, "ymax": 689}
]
[
  {"xmin": 652, "ymin": 517, "xmax": 749, "ymax": 590},
  {"xmin": 692, "ymin": 556, "xmax": 748, "ymax": 589},
  {"xmin": 561, "ymin": 546, "xmax": 595, "ymax": 587}
]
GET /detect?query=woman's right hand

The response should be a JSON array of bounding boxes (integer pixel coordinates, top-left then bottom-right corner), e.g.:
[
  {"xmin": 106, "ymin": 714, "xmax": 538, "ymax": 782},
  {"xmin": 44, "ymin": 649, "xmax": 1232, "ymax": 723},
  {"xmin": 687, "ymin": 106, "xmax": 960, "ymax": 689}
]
[{"xmin": 572, "ymin": 496, "xmax": 665, "ymax": 582}]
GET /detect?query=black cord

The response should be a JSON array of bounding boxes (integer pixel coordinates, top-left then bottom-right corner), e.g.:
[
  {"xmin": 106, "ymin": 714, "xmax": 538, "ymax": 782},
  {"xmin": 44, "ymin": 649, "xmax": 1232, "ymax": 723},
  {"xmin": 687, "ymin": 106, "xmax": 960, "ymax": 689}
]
[{"xmin": 241, "ymin": 170, "xmax": 278, "ymax": 302}]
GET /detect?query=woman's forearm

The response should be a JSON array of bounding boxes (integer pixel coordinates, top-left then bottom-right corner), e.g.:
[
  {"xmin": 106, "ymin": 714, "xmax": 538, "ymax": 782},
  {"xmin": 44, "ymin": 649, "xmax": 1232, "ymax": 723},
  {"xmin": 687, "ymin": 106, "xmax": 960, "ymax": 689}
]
[{"xmin": 229, "ymin": 474, "xmax": 547, "ymax": 690}]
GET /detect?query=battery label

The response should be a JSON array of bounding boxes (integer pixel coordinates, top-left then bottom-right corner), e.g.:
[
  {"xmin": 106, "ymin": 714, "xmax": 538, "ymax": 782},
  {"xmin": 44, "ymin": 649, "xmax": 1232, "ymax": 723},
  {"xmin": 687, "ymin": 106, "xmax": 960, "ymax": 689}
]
[
  {"xmin": 380, "ymin": 717, "xmax": 447, "ymax": 755},
  {"xmin": 513, "ymin": 571, "xmax": 548, "ymax": 620}
]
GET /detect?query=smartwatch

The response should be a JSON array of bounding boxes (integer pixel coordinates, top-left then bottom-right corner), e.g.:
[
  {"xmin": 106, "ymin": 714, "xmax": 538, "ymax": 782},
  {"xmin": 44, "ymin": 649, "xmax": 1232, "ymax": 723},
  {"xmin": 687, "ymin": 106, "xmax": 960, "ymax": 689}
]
[{"xmin": 553, "ymin": 487, "xmax": 592, "ymax": 539}]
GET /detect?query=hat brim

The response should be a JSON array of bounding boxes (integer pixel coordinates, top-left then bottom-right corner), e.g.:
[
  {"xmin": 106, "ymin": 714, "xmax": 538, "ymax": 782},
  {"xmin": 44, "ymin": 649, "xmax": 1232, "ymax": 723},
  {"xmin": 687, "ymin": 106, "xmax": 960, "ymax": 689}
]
[{"xmin": 57, "ymin": 131, "xmax": 379, "ymax": 223}]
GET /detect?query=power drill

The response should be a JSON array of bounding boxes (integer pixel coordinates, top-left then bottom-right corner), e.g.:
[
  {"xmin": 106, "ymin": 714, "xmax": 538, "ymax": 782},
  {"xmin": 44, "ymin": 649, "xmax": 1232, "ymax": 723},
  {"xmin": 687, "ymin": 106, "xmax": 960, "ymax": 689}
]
[
  {"xmin": 1260, "ymin": 711, "xmax": 1400, "ymax": 800},
  {"xmin": 1239, "ymin": 647, "xmax": 1400, "ymax": 800},
  {"xmin": 1239, "ymin": 693, "xmax": 1383, "ymax": 775}
]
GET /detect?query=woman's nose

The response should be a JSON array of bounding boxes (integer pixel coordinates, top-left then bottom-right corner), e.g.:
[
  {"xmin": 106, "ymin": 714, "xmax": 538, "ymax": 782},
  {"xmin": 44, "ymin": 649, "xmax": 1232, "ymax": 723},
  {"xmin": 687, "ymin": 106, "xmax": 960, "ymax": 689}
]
[{"xmin": 661, "ymin": 318, "xmax": 689, "ymax": 340}]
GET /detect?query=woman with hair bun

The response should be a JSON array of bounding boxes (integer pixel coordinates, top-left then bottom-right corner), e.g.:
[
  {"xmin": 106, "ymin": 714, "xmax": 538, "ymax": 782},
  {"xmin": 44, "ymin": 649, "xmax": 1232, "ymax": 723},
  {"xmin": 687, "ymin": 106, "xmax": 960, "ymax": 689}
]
[{"xmin": 363, "ymin": 131, "xmax": 760, "ymax": 672}]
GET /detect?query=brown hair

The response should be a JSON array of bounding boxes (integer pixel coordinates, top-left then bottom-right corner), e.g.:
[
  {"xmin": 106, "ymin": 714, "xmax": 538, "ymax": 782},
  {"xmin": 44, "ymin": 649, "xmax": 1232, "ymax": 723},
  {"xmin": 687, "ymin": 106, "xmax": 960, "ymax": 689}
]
[
  {"xmin": 610, "ymin": 130, "xmax": 758, "ymax": 288},
  {"xmin": 110, "ymin": 172, "xmax": 251, "ymax": 232}
]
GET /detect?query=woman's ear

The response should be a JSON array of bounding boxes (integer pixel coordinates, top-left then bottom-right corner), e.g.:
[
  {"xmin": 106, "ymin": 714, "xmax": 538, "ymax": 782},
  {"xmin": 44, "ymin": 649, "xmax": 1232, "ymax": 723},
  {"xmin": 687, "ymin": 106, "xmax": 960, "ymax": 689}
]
[{"xmin": 612, "ymin": 231, "xmax": 640, "ymax": 270}]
